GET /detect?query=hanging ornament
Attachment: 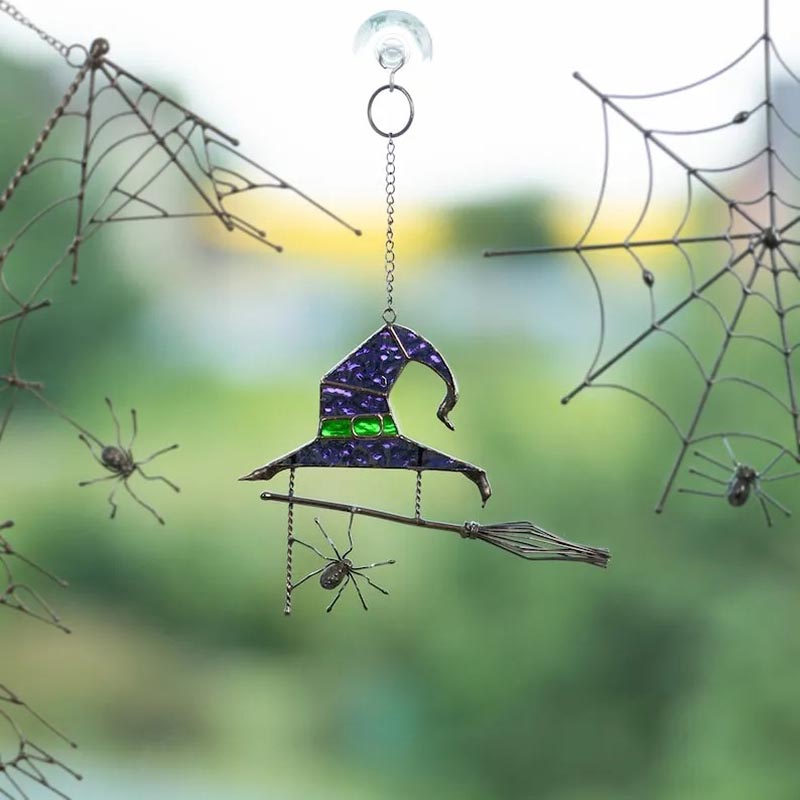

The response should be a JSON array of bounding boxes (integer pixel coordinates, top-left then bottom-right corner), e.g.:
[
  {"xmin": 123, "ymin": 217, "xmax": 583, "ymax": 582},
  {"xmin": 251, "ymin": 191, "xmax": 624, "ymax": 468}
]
[
  {"xmin": 485, "ymin": 0, "xmax": 800, "ymax": 526},
  {"xmin": 0, "ymin": 2, "xmax": 360, "ymax": 522},
  {"xmin": 242, "ymin": 10, "xmax": 610, "ymax": 616}
]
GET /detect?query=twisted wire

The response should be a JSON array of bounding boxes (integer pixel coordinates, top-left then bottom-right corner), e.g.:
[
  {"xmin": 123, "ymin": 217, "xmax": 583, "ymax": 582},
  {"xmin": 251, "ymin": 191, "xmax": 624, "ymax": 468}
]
[
  {"xmin": 283, "ymin": 468, "xmax": 296, "ymax": 616},
  {"xmin": 0, "ymin": 61, "xmax": 91, "ymax": 212}
]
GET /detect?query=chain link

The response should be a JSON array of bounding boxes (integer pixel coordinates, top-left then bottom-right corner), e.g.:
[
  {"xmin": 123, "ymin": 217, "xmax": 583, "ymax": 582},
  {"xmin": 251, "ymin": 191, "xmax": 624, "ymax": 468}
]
[
  {"xmin": 383, "ymin": 135, "xmax": 397, "ymax": 324},
  {"xmin": 283, "ymin": 467, "xmax": 296, "ymax": 616},
  {"xmin": 1, "ymin": 1, "xmax": 70, "ymax": 57}
]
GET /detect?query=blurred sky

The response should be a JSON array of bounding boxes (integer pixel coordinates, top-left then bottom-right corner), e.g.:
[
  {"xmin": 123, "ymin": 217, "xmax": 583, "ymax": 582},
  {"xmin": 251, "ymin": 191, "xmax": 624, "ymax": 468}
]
[{"xmin": 3, "ymin": 0, "xmax": 800, "ymax": 206}]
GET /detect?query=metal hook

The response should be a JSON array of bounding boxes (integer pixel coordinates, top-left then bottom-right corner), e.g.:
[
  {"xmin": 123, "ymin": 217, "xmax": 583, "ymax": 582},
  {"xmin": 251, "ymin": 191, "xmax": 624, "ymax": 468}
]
[
  {"xmin": 389, "ymin": 57, "xmax": 405, "ymax": 91},
  {"xmin": 379, "ymin": 51, "xmax": 406, "ymax": 92}
]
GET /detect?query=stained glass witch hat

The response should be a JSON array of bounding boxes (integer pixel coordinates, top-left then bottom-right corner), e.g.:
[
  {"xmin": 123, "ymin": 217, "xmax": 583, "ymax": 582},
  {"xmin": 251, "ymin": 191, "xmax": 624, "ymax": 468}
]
[{"xmin": 241, "ymin": 322, "xmax": 492, "ymax": 505}]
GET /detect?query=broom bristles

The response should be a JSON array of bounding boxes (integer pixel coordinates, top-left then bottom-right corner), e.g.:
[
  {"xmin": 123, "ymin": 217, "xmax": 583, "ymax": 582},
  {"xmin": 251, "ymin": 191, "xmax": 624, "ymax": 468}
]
[{"xmin": 466, "ymin": 521, "xmax": 610, "ymax": 568}]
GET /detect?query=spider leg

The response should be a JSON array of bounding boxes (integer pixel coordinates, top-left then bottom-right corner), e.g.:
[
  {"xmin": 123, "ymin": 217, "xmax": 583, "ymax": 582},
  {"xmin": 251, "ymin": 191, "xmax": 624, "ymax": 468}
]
[
  {"xmin": 129, "ymin": 408, "xmax": 138, "ymax": 450},
  {"xmin": 123, "ymin": 479, "xmax": 165, "ymax": 525},
  {"xmin": 756, "ymin": 487, "xmax": 792, "ymax": 518},
  {"xmin": 291, "ymin": 536, "xmax": 333, "ymax": 562},
  {"xmin": 314, "ymin": 517, "xmax": 342, "ymax": 561},
  {"xmin": 78, "ymin": 433, "xmax": 105, "ymax": 467},
  {"xmin": 693, "ymin": 450, "xmax": 730, "ymax": 472},
  {"xmin": 106, "ymin": 397, "xmax": 123, "ymax": 450},
  {"xmin": 325, "ymin": 576, "xmax": 349, "ymax": 613},
  {"xmin": 136, "ymin": 467, "xmax": 180, "ymax": 493},
  {"xmin": 78, "ymin": 474, "xmax": 117, "ymax": 487},
  {"xmin": 0, "ymin": 387, "xmax": 17, "ymax": 445},
  {"xmin": 755, "ymin": 494, "xmax": 774, "ymax": 528},
  {"xmin": 291, "ymin": 566, "xmax": 326, "ymax": 590},
  {"xmin": 342, "ymin": 511, "xmax": 356, "ymax": 559},
  {"xmin": 354, "ymin": 570, "xmax": 391, "ymax": 596},
  {"xmin": 722, "ymin": 437, "xmax": 740, "ymax": 467},
  {"xmin": 136, "ymin": 443, "xmax": 179, "ymax": 465},
  {"xmin": 678, "ymin": 488, "xmax": 726, "ymax": 499},
  {"xmin": 351, "ymin": 559, "xmax": 396, "ymax": 571},
  {"xmin": 349, "ymin": 573, "xmax": 369, "ymax": 611},
  {"xmin": 107, "ymin": 483, "xmax": 119, "ymax": 520},
  {"xmin": 760, "ymin": 470, "xmax": 800, "ymax": 483},
  {"xmin": 756, "ymin": 448, "xmax": 789, "ymax": 479},
  {"xmin": 689, "ymin": 468, "xmax": 728, "ymax": 486}
]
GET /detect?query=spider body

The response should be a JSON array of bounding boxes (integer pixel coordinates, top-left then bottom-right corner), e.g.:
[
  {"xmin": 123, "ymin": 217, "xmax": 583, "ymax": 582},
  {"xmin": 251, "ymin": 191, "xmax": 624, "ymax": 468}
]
[
  {"xmin": 727, "ymin": 465, "xmax": 757, "ymax": 507},
  {"xmin": 320, "ymin": 559, "xmax": 352, "ymax": 590},
  {"xmin": 100, "ymin": 445, "xmax": 134, "ymax": 476},
  {"xmin": 79, "ymin": 398, "xmax": 179, "ymax": 524},
  {"xmin": 291, "ymin": 514, "xmax": 395, "ymax": 612},
  {"xmin": 680, "ymin": 438, "xmax": 800, "ymax": 526}
]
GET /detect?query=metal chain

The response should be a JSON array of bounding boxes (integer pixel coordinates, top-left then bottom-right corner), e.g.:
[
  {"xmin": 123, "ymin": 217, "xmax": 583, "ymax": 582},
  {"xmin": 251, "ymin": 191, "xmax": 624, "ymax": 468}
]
[
  {"xmin": 283, "ymin": 467, "xmax": 296, "ymax": 616},
  {"xmin": 414, "ymin": 470, "xmax": 423, "ymax": 521},
  {"xmin": 382, "ymin": 135, "xmax": 397, "ymax": 324},
  {"xmin": 0, "ymin": 1, "xmax": 70, "ymax": 57}
]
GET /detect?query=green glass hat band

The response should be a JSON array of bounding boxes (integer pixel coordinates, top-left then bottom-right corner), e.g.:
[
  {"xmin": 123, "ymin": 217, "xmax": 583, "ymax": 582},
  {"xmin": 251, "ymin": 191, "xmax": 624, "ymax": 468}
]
[{"xmin": 320, "ymin": 415, "xmax": 398, "ymax": 438}]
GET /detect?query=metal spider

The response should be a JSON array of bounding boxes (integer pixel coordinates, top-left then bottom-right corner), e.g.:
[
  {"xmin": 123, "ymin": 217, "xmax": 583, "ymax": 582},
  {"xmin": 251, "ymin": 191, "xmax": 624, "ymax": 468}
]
[
  {"xmin": 78, "ymin": 398, "xmax": 179, "ymax": 524},
  {"xmin": 291, "ymin": 514, "xmax": 395, "ymax": 613},
  {"xmin": 680, "ymin": 439, "xmax": 800, "ymax": 527}
]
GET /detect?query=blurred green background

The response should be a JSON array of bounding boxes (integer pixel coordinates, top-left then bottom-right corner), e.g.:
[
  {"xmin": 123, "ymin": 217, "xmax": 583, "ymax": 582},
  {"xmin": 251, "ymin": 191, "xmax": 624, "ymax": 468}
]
[{"xmin": 1, "ymin": 41, "xmax": 800, "ymax": 800}]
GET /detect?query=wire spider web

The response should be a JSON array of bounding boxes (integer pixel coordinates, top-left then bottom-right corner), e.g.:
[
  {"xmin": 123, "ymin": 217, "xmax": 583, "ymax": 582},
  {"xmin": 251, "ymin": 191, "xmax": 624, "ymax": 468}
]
[
  {"xmin": 0, "ymin": 36, "xmax": 360, "ymax": 516},
  {"xmin": 1, "ymin": 520, "xmax": 78, "ymax": 799},
  {"xmin": 486, "ymin": 0, "xmax": 800, "ymax": 522},
  {"xmin": 0, "ymin": 683, "xmax": 80, "ymax": 800}
]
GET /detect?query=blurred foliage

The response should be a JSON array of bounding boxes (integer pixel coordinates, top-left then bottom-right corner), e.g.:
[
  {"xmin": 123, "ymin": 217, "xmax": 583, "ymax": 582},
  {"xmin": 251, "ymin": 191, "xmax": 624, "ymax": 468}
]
[
  {"xmin": 1, "ymin": 50, "xmax": 799, "ymax": 800},
  {"xmin": 445, "ymin": 191, "xmax": 552, "ymax": 256}
]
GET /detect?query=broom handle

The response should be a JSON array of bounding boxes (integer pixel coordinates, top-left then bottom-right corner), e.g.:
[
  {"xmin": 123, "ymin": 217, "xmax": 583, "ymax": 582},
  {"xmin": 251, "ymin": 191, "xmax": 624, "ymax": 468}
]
[{"xmin": 261, "ymin": 491, "xmax": 467, "ymax": 537}]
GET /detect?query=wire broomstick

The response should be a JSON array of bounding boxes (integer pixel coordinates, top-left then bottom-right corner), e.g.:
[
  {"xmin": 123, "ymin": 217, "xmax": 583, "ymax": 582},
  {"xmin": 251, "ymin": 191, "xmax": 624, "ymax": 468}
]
[{"xmin": 261, "ymin": 491, "xmax": 610, "ymax": 567}]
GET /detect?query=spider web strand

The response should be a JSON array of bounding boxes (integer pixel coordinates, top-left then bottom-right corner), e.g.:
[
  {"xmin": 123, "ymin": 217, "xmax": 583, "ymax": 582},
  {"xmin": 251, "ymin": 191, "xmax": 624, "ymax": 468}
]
[
  {"xmin": 562, "ymin": 244, "xmax": 754, "ymax": 404},
  {"xmin": 572, "ymin": 73, "xmax": 764, "ymax": 233},
  {"xmin": 97, "ymin": 63, "xmax": 228, "ymax": 227},
  {"xmin": 655, "ymin": 250, "xmax": 765, "ymax": 511},
  {"xmin": 768, "ymin": 249, "xmax": 800, "ymax": 451},
  {"xmin": 605, "ymin": 36, "xmax": 764, "ymax": 100},
  {"xmin": 70, "ymin": 64, "xmax": 96, "ymax": 284},
  {"xmin": 485, "ymin": 233, "xmax": 755, "ymax": 259}
]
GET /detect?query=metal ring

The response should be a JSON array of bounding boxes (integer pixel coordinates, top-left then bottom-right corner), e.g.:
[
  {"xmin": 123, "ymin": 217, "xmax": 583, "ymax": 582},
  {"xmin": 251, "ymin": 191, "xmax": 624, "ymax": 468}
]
[
  {"xmin": 65, "ymin": 43, "xmax": 89, "ymax": 68},
  {"xmin": 367, "ymin": 84, "xmax": 414, "ymax": 138}
]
